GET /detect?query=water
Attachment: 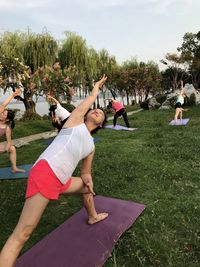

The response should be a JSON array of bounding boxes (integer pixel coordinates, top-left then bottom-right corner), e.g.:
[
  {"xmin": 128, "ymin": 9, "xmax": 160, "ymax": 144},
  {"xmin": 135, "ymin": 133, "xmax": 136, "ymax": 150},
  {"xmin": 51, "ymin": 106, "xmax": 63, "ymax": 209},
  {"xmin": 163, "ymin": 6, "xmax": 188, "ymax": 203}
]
[{"xmin": 1, "ymin": 90, "xmax": 136, "ymax": 116}]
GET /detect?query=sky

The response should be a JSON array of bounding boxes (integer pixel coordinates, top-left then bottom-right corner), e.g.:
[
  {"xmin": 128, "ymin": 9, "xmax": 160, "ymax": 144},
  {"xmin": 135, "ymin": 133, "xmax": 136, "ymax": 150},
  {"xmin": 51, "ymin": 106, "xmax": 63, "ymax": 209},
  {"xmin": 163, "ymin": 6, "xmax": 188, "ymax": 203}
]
[{"xmin": 0, "ymin": 0, "xmax": 200, "ymax": 70}]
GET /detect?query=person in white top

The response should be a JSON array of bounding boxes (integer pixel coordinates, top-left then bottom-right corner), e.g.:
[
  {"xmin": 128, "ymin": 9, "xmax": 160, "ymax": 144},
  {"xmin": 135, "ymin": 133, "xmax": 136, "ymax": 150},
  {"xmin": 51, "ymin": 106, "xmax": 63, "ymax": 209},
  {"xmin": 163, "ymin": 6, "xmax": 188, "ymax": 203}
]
[
  {"xmin": 47, "ymin": 94, "xmax": 71, "ymax": 132},
  {"xmin": 0, "ymin": 75, "xmax": 108, "ymax": 267},
  {"xmin": 174, "ymin": 80, "xmax": 187, "ymax": 124}
]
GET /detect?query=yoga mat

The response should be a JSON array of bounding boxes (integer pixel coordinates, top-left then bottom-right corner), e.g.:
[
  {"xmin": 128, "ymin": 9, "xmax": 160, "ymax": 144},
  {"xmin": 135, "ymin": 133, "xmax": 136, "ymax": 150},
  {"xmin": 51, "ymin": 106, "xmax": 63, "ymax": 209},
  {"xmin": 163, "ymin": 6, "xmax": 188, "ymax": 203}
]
[
  {"xmin": 0, "ymin": 164, "xmax": 33, "ymax": 180},
  {"xmin": 169, "ymin": 118, "xmax": 190, "ymax": 126},
  {"xmin": 16, "ymin": 195, "xmax": 146, "ymax": 267},
  {"xmin": 105, "ymin": 124, "xmax": 138, "ymax": 131}
]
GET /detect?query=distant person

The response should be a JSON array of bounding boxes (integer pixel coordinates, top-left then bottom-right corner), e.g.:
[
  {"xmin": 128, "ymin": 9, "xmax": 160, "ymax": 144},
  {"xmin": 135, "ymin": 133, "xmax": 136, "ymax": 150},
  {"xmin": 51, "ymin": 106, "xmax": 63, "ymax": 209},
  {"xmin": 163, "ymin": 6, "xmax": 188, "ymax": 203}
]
[
  {"xmin": 0, "ymin": 89, "xmax": 25, "ymax": 173},
  {"xmin": 174, "ymin": 80, "xmax": 187, "ymax": 124},
  {"xmin": 107, "ymin": 98, "xmax": 130, "ymax": 128},
  {"xmin": 46, "ymin": 94, "xmax": 71, "ymax": 132}
]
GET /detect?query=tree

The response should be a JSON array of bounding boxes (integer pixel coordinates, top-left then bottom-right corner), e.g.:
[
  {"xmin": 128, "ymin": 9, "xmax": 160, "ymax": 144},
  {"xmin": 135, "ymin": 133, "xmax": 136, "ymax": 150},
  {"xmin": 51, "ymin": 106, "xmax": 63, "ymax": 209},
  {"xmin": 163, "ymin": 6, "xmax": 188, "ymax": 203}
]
[
  {"xmin": 160, "ymin": 53, "xmax": 188, "ymax": 91},
  {"xmin": 0, "ymin": 30, "xmax": 58, "ymax": 114},
  {"xmin": 178, "ymin": 31, "xmax": 200, "ymax": 89}
]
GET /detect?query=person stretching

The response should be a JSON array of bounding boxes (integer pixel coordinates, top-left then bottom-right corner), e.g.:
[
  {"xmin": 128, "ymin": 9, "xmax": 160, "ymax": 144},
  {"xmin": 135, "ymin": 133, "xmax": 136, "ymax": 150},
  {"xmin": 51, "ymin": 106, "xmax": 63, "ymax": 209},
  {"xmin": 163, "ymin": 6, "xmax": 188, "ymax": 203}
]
[
  {"xmin": 174, "ymin": 80, "xmax": 186, "ymax": 124},
  {"xmin": 107, "ymin": 98, "xmax": 130, "ymax": 128},
  {"xmin": 0, "ymin": 89, "xmax": 25, "ymax": 173},
  {"xmin": 0, "ymin": 75, "xmax": 108, "ymax": 267}
]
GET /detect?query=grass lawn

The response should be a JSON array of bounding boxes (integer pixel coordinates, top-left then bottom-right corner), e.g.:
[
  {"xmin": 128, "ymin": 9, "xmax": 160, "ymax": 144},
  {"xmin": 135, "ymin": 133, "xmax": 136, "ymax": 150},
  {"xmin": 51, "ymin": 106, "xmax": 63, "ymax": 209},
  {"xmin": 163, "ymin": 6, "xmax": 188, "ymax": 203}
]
[{"xmin": 0, "ymin": 106, "xmax": 199, "ymax": 266}]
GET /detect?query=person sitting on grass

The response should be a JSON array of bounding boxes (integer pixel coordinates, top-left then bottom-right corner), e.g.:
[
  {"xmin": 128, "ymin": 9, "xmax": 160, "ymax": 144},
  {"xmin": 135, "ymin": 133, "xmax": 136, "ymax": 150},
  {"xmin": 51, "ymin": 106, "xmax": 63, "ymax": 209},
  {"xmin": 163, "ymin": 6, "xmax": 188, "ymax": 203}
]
[
  {"xmin": 0, "ymin": 75, "xmax": 108, "ymax": 267},
  {"xmin": 0, "ymin": 89, "xmax": 25, "ymax": 173}
]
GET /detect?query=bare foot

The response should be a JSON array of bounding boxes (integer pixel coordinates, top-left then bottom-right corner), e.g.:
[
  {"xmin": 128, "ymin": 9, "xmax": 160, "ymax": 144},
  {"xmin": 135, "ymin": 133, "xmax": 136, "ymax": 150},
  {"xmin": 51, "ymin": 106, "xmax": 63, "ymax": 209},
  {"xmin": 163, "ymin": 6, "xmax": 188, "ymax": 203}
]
[
  {"xmin": 88, "ymin": 213, "xmax": 108, "ymax": 225},
  {"xmin": 12, "ymin": 168, "xmax": 25, "ymax": 173}
]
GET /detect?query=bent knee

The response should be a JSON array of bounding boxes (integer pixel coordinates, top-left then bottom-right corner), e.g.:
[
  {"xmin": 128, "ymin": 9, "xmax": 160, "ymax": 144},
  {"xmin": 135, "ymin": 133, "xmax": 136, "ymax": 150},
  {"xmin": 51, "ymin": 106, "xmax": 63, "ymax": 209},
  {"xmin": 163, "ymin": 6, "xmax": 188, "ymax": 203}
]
[{"xmin": 8, "ymin": 145, "xmax": 16, "ymax": 153}]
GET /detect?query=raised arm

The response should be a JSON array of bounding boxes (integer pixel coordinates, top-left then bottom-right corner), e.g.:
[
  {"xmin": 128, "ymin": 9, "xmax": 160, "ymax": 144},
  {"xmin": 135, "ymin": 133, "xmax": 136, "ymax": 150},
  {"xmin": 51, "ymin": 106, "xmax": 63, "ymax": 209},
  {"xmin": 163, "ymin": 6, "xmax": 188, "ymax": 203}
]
[
  {"xmin": 0, "ymin": 89, "xmax": 22, "ymax": 114},
  {"xmin": 73, "ymin": 75, "xmax": 107, "ymax": 115},
  {"xmin": 46, "ymin": 94, "xmax": 60, "ymax": 105},
  {"xmin": 180, "ymin": 80, "xmax": 184, "ymax": 95}
]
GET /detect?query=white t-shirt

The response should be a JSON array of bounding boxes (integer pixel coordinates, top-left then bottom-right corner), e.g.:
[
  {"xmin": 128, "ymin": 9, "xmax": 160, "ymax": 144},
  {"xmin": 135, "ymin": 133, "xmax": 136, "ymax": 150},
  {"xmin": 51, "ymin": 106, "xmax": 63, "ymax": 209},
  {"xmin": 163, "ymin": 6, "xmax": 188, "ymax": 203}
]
[
  {"xmin": 36, "ymin": 123, "xmax": 95, "ymax": 184},
  {"xmin": 55, "ymin": 103, "xmax": 70, "ymax": 121}
]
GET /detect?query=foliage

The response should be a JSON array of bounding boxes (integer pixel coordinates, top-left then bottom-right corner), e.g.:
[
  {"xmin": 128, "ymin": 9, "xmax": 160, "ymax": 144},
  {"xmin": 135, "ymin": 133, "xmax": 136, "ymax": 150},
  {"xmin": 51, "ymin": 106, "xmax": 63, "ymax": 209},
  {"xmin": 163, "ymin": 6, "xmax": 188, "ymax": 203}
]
[
  {"xmin": 1, "ymin": 107, "xmax": 200, "ymax": 267},
  {"xmin": 20, "ymin": 110, "xmax": 43, "ymax": 121},
  {"xmin": 0, "ymin": 55, "xmax": 30, "ymax": 90},
  {"xmin": 178, "ymin": 31, "xmax": 200, "ymax": 89},
  {"xmin": 160, "ymin": 53, "xmax": 189, "ymax": 92},
  {"xmin": 155, "ymin": 94, "xmax": 167, "ymax": 104}
]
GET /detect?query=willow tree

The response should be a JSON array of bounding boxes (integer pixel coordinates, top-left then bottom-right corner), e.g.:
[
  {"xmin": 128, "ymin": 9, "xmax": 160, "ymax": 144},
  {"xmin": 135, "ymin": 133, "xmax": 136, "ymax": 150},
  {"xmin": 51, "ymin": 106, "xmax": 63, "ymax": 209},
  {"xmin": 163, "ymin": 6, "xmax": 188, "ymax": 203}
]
[
  {"xmin": 58, "ymin": 31, "xmax": 89, "ymax": 92},
  {"xmin": 96, "ymin": 49, "xmax": 118, "ymax": 107},
  {"xmin": 0, "ymin": 30, "xmax": 58, "ymax": 114}
]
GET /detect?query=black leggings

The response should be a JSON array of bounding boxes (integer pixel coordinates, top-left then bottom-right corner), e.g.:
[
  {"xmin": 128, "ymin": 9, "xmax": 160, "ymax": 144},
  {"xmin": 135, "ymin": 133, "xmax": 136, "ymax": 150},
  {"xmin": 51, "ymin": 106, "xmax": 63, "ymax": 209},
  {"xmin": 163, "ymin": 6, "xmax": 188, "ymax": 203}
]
[{"xmin": 113, "ymin": 108, "xmax": 130, "ymax": 128}]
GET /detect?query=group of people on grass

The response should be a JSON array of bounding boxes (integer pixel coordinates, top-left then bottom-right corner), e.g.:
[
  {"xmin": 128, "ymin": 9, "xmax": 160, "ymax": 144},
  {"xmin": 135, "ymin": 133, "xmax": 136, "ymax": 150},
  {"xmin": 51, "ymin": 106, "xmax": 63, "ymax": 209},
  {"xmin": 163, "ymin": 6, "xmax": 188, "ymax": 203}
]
[{"xmin": 0, "ymin": 77, "xmax": 187, "ymax": 267}]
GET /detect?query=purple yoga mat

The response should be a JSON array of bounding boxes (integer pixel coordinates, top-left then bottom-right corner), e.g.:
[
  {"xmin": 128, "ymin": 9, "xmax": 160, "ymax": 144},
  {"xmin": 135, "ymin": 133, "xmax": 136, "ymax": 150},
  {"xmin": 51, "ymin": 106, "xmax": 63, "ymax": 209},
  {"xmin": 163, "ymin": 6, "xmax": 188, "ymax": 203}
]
[
  {"xmin": 105, "ymin": 124, "xmax": 138, "ymax": 131},
  {"xmin": 169, "ymin": 118, "xmax": 190, "ymax": 126},
  {"xmin": 16, "ymin": 196, "xmax": 145, "ymax": 267}
]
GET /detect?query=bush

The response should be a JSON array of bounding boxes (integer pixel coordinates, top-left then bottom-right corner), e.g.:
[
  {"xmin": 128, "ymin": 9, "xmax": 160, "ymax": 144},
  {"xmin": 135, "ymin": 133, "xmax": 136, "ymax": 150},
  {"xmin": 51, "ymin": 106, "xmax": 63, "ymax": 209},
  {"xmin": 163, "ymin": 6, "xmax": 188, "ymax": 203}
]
[
  {"xmin": 190, "ymin": 93, "xmax": 196, "ymax": 106},
  {"xmin": 155, "ymin": 95, "xmax": 167, "ymax": 104},
  {"xmin": 61, "ymin": 103, "xmax": 76, "ymax": 112},
  {"xmin": 184, "ymin": 94, "xmax": 196, "ymax": 106},
  {"xmin": 20, "ymin": 110, "xmax": 42, "ymax": 121},
  {"xmin": 140, "ymin": 100, "xmax": 149, "ymax": 110}
]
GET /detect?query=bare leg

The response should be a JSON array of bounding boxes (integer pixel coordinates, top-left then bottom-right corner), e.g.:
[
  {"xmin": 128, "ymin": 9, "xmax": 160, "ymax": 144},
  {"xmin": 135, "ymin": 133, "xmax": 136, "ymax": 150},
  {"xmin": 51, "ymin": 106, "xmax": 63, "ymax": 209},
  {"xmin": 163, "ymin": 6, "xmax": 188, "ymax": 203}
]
[
  {"xmin": 174, "ymin": 108, "xmax": 180, "ymax": 124},
  {"xmin": 180, "ymin": 109, "xmax": 183, "ymax": 122},
  {"xmin": 62, "ymin": 177, "xmax": 108, "ymax": 224},
  {"xmin": 0, "ymin": 193, "xmax": 49, "ymax": 267},
  {"xmin": 8, "ymin": 146, "xmax": 25, "ymax": 173}
]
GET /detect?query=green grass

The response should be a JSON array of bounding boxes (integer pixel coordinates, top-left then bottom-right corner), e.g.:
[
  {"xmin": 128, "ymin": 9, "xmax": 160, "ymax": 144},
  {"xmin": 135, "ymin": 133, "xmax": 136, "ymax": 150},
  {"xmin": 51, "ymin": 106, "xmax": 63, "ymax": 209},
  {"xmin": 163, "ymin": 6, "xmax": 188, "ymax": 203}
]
[{"xmin": 0, "ymin": 107, "xmax": 200, "ymax": 266}]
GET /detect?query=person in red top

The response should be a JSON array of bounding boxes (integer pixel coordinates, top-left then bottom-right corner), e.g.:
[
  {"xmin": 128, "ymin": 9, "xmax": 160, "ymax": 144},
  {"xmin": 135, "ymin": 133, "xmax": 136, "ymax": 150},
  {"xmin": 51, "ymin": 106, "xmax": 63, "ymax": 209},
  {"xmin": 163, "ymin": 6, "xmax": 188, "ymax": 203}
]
[{"xmin": 107, "ymin": 98, "xmax": 130, "ymax": 128}]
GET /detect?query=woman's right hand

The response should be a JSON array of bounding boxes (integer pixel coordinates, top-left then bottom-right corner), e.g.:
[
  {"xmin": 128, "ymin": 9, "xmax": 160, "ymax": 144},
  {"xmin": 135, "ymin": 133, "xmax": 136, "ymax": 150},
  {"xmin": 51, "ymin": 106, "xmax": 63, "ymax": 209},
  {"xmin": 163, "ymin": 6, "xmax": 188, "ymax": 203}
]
[{"xmin": 95, "ymin": 74, "xmax": 107, "ymax": 89}]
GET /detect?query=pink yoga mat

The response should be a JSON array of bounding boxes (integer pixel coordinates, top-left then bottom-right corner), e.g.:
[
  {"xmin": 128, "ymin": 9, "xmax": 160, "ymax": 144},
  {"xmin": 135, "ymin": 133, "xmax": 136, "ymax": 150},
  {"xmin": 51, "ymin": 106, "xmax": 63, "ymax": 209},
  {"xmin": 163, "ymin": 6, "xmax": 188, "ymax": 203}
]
[{"xmin": 16, "ymin": 195, "xmax": 145, "ymax": 267}]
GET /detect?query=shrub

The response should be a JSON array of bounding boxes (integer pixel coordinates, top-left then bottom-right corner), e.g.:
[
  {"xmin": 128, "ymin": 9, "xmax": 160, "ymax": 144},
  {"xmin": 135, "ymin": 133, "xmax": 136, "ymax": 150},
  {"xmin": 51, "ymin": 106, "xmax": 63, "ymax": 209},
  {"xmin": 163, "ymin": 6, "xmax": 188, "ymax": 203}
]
[
  {"xmin": 155, "ymin": 95, "xmax": 167, "ymax": 104},
  {"xmin": 140, "ymin": 100, "xmax": 149, "ymax": 110},
  {"xmin": 20, "ymin": 110, "xmax": 42, "ymax": 121},
  {"xmin": 62, "ymin": 103, "xmax": 76, "ymax": 112}
]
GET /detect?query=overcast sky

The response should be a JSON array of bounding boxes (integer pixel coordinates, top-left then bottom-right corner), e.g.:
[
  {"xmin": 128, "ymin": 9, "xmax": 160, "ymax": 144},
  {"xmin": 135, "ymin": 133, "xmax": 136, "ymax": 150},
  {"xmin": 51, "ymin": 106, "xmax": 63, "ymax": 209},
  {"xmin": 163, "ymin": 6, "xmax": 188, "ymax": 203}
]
[{"xmin": 0, "ymin": 0, "xmax": 199, "ymax": 70}]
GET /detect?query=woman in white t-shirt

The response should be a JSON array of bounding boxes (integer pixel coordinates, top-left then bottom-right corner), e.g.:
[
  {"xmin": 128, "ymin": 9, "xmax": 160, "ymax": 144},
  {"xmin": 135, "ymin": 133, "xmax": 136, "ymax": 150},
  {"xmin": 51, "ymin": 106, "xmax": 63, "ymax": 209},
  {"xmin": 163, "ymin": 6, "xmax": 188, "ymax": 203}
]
[
  {"xmin": 0, "ymin": 75, "xmax": 108, "ymax": 267},
  {"xmin": 47, "ymin": 94, "xmax": 71, "ymax": 132},
  {"xmin": 174, "ymin": 80, "xmax": 186, "ymax": 124}
]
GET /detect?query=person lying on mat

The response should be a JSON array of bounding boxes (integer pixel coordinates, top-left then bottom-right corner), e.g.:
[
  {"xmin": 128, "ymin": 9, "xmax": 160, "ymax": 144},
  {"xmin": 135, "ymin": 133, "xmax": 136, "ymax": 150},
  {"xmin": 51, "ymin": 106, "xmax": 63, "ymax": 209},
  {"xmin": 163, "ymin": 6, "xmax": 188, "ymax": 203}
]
[
  {"xmin": 106, "ymin": 98, "xmax": 130, "ymax": 129},
  {"xmin": 0, "ymin": 89, "xmax": 25, "ymax": 173},
  {"xmin": 174, "ymin": 80, "xmax": 187, "ymax": 124},
  {"xmin": 46, "ymin": 94, "xmax": 71, "ymax": 132},
  {"xmin": 0, "ymin": 75, "xmax": 108, "ymax": 267}
]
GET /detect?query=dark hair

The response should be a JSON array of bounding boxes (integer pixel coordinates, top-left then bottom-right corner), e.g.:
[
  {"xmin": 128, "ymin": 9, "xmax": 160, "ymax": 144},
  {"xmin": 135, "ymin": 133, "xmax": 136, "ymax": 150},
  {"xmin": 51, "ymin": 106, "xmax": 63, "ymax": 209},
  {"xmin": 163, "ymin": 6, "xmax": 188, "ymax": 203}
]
[
  {"xmin": 85, "ymin": 108, "xmax": 107, "ymax": 134},
  {"xmin": 6, "ymin": 110, "xmax": 15, "ymax": 129},
  {"xmin": 108, "ymin": 101, "xmax": 113, "ymax": 108}
]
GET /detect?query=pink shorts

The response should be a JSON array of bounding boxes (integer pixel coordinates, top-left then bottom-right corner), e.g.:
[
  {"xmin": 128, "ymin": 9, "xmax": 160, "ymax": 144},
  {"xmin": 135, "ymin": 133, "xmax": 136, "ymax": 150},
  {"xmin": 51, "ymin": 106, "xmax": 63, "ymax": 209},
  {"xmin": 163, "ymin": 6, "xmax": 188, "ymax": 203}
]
[{"xmin": 26, "ymin": 160, "xmax": 72, "ymax": 200}]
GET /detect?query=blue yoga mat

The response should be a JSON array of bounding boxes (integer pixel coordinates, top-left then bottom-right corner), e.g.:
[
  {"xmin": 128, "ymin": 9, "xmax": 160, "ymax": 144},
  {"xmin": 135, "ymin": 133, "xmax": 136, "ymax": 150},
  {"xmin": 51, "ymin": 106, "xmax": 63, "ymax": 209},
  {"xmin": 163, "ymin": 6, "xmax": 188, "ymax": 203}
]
[
  {"xmin": 105, "ymin": 124, "xmax": 138, "ymax": 131},
  {"xmin": 0, "ymin": 164, "xmax": 33, "ymax": 180},
  {"xmin": 169, "ymin": 118, "xmax": 190, "ymax": 126},
  {"xmin": 16, "ymin": 195, "xmax": 146, "ymax": 267}
]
